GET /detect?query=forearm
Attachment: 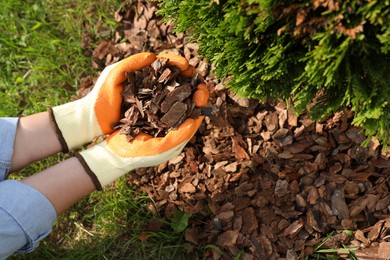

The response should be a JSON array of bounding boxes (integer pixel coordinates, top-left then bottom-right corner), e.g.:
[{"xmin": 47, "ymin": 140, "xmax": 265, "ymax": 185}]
[
  {"xmin": 10, "ymin": 112, "xmax": 62, "ymax": 172},
  {"xmin": 21, "ymin": 157, "xmax": 96, "ymax": 215}
]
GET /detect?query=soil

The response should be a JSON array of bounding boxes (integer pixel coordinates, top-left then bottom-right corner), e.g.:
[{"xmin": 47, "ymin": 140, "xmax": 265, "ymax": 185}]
[{"xmin": 77, "ymin": 1, "xmax": 390, "ymax": 259}]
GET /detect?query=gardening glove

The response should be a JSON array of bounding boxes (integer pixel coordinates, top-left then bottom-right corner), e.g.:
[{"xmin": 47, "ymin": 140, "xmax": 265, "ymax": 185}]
[
  {"xmin": 48, "ymin": 52, "xmax": 158, "ymax": 153},
  {"xmin": 75, "ymin": 82, "xmax": 209, "ymax": 190}
]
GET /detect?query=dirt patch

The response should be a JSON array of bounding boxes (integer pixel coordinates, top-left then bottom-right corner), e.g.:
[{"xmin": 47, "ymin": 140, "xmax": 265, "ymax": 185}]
[{"xmin": 79, "ymin": 1, "xmax": 390, "ymax": 259}]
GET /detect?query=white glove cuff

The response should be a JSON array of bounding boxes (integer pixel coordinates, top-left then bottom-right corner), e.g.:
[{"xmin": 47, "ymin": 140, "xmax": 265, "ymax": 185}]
[
  {"xmin": 76, "ymin": 140, "xmax": 187, "ymax": 190},
  {"xmin": 49, "ymin": 96, "xmax": 103, "ymax": 152}
]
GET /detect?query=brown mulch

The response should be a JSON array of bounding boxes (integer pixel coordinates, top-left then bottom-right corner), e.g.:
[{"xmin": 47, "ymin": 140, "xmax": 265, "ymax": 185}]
[
  {"xmin": 114, "ymin": 57, "xmax": 202, "ymax": 141},
  {"xmin": 78, "ymin": 1, "xmax": 390, "ymax": 259}
]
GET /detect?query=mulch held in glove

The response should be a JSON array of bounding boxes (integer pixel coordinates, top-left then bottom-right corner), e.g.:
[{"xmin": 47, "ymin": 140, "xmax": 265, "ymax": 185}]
[{"xmin": 113, "ymin": 58, "xmax": 202, "ymax": 141}]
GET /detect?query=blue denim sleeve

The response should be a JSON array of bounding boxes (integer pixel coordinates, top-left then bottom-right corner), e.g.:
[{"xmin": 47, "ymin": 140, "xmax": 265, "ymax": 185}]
[
  {"xmin": 0, "ymin": 117, "xmax": 19, "ymax": 181},
  {"xmin": 0, "ymin": 180, "xmax": 57, "ymax": 258},
  {"xmin": 0, "ymin": 117, "xmax": 57, "ymax": 258}
]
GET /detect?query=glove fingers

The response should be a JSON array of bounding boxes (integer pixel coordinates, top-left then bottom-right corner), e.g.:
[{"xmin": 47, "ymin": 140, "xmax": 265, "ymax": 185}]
[
  {"xmin": 157, "ymin": 53, "xmax": 195, "ymax": 78},
  {"xmin": 94, "ymin": 52, "xmax": 157, "ymax": 134},
  {"xmin": 180, "ymin": 65, "xmax": 196, "ymax": 78},
  {"xmin": 107, "ymin": 52, "xmax": 157, "ymax": 85},
  {"xmin": 193, "ymin": 83, "xmax": 209, "ymax": 107},
  {"xmin": 157, "ymin": 53, "xmax": 189, "ymax": 71}
]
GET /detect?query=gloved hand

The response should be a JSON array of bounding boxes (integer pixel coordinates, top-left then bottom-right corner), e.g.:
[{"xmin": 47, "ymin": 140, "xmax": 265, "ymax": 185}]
[
  {"xmin": 50, "ymin": 52, "xmax": 194, "ymax": 153},
  {"xmin": 76, "ymin": 82, "xmax": 208, "ymax": 190},
  {"xmin": 71, "ymin": 53, "xmax": 209, "ymax": 190}
]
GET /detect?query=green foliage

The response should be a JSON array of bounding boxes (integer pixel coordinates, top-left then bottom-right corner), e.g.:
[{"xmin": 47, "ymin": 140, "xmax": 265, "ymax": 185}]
[
  {"xmin": 171, "ymin": 210, "xmax": 192, "ymax": 233},
  {"xmin": 158, "ymin": 0, "xmax": 390, "ymax": 145}
]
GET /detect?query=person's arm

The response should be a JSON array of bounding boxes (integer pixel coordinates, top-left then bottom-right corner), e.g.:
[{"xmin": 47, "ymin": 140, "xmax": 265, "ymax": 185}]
[
  {"xmin": 8, "ymin": 113, "xmax": 95, "ymax": 214},
  {"xmin": 20, "ymin": 157, "xmax": 95, "ymax": 215},
  {"xmin": 10, "ymin": 112, "xmax": 62, "ymax": 172},
  {"xmin": 0, "ymin": 116, "xmax": 93, "ymax": 257}
]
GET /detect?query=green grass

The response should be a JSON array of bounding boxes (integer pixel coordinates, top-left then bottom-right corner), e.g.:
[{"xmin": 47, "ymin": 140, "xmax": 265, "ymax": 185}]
[
  {"xmin": 0, "ymin": 0, "xmax": 123, "ymax": 116},
  {"xmin": 0, "ymin": 0, "xmax": 118, "ymax": 172},
  {"xmin": 1, "ymin": 0, "xmax": 189, "ymax": 259},
  {"xmin": 308, "ymin": 231, "xmax": 357, "ymax": 260}
]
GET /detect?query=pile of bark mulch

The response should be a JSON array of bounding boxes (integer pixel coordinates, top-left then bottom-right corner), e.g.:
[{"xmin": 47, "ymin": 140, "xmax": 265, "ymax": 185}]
[{"xmin": 78, "ymin": 1, "xmax": 390, "ymax": 259}]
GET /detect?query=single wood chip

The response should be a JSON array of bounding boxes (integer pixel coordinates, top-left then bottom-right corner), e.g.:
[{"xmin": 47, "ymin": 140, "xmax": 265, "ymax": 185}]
[
  {"xmin": 331, "ymin": 188, "xmax": 350, "ymax": 219},
  {"xmin": 179, "ymin": 182, "xmax": 196, "ymax": 193},
  {"xmin": 217, "ymin": 230, "xmax": 239, "ymax": 248},
  {"xmin": 279, "ymin": 219, "xmax": 304, "ymax": 238}
]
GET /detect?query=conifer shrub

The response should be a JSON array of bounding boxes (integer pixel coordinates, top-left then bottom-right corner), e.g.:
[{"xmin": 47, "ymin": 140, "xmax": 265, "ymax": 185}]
[{"xmin": 158, "ymin": 0, "xmax": 390, "ymax": 145}]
